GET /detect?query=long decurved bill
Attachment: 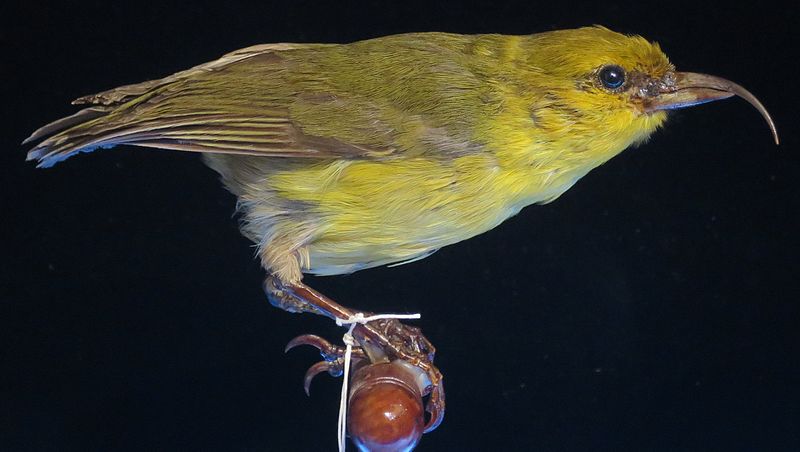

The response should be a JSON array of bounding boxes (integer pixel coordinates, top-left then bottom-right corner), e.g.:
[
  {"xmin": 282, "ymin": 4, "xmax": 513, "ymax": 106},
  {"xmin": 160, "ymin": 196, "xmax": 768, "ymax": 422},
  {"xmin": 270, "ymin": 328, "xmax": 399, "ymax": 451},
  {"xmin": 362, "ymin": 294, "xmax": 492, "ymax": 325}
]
[{"xmin": 646, "ymin": 72, "xmax": 779, "ymax": 145}]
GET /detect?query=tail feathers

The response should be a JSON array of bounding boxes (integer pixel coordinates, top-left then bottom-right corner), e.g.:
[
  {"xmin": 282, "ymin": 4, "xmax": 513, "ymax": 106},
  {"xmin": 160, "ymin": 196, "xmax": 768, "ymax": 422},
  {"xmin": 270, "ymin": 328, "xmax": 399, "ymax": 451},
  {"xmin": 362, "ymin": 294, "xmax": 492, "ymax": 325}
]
[
  {"xmin": 24, "ymin": 43, "xmax": 319, "ymax": 168},
  {"xmin": 23, "ymin": 107, "xmax": 108, "ymax": 145},
  {"xmin": 24, "ymin": 113, "xmax": 302, "ymax": 169},
  {"xmin": 24, "ymin": 106, "xmax": 121, "ymax": 168}
]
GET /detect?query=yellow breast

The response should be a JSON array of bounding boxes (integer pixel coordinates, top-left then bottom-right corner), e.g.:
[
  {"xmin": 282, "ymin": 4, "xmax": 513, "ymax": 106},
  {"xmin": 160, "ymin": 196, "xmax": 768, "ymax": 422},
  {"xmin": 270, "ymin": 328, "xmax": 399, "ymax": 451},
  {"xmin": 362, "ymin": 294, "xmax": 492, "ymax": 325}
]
[{"xmin": 268, "ymin": 144, "xmax": 594, "ymax": 275}]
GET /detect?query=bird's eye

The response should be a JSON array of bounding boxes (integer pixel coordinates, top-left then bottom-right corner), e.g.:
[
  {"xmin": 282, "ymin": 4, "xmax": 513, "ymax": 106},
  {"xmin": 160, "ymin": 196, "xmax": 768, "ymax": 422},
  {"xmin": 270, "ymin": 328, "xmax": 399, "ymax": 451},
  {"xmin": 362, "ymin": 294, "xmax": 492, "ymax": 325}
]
[{"xmin": 598, "ymin": 65, "xmax": 626, "ymax": 90}]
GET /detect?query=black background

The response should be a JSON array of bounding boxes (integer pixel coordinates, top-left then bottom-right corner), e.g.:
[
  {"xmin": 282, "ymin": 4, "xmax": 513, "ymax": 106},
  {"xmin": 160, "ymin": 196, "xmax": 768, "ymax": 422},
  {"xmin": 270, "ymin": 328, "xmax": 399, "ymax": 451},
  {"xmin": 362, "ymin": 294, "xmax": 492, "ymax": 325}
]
[{"xmin": 2, "ymin": 1, "xmax": 798, "ymax": 450}]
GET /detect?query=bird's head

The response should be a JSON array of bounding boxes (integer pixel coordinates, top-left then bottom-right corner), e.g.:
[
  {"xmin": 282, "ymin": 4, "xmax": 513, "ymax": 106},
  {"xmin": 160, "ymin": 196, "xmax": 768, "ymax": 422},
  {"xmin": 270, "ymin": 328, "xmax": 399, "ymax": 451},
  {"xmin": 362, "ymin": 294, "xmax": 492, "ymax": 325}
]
[{"xmin": 521, "ymin": 26, "xmax": 777, "ymax": 162}]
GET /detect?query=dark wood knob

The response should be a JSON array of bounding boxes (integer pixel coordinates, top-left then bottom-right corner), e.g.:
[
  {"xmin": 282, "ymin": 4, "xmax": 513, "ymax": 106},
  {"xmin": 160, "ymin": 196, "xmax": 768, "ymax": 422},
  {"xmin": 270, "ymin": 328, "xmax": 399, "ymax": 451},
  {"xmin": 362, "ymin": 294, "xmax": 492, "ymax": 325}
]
[{"xmin": 347, "ymin": 362, "xmax": 425, "ymax": 451}]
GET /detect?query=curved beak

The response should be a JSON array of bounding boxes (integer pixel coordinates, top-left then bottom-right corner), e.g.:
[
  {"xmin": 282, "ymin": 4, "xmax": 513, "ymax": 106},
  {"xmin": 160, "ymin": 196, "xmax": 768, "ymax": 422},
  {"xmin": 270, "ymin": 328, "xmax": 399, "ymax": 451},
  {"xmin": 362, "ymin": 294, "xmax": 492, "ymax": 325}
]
[{"xmin": 645, "ymin": 72, "xmax": 779, "ymax": 145}]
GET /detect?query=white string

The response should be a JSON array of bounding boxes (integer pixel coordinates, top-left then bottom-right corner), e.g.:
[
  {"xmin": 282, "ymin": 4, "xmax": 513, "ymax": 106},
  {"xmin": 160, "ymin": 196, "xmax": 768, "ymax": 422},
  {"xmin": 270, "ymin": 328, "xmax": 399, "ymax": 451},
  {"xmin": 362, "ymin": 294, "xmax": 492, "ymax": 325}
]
[{"xmin": 334, "ymin": 312, "xmax": 422, "ymax": 452}]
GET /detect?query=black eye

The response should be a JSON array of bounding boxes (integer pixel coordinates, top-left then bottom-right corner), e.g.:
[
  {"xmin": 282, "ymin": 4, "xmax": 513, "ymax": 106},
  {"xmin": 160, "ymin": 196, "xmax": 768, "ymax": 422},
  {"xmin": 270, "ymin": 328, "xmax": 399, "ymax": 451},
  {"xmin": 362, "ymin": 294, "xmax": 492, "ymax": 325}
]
[{"xmin": 598, "ymin": 65, "xmax": 626, "ymax": 90}]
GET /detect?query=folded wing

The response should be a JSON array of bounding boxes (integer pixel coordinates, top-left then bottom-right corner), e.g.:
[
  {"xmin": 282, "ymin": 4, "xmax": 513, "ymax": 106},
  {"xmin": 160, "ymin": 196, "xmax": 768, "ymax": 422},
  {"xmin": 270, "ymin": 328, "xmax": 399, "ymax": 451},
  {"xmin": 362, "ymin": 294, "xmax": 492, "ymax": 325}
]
[{"xmin": 24, "ymin": 44, "xmax": 398, "ymax": 167}]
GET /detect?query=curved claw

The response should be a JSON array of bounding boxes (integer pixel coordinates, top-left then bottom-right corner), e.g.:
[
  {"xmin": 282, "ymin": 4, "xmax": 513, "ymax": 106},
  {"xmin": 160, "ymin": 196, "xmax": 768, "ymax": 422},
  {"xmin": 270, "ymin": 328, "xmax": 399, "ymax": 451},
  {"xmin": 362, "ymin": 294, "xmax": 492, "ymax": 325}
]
[
  {"xmin": 423, "ymin": 380, "xmax": 445, "ymax": 433},
  {"xmin": 303, "ymin": 360, "xmax": 343, "ymax": 396},
  {"xmin": 285, "ymin": 334, "xmax": 340, "ymax": 359},
  {"xmin": 285, "ymin": 333, "xmax": 367, "ymax": 362}
]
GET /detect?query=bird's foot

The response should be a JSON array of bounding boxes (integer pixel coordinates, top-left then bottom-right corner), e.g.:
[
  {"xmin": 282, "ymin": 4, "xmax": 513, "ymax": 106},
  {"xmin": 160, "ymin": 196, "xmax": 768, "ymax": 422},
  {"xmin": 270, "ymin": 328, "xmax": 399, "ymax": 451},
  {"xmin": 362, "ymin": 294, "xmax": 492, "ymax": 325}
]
[
  {"xmin": 265, "ymin": 275, "xmax": 445, "ymax": 431},
  {"xmin": 284, "ymin": 333, "xmax": 368, "ymax": 395},
  {"xmin": 286, "ymin": 317, "xmax": 445, "ymax": 433}
]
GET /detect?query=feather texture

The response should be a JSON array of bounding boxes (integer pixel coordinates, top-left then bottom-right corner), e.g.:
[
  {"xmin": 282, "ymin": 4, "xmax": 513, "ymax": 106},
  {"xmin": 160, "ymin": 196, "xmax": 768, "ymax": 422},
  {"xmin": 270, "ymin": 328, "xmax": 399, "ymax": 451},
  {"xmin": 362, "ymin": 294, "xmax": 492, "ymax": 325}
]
[{"xmin": 24, "ymin": 37, "xmax": 490, "ymax": 167}]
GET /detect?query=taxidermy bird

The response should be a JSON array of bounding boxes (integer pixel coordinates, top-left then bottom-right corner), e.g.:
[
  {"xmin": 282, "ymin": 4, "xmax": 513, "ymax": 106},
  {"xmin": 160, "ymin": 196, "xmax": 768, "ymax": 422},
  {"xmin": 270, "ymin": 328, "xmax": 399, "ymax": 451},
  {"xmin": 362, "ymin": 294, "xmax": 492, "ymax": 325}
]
[{"xmin": 25, "ymin": 26, "xmax": 778, "ymax": 439}]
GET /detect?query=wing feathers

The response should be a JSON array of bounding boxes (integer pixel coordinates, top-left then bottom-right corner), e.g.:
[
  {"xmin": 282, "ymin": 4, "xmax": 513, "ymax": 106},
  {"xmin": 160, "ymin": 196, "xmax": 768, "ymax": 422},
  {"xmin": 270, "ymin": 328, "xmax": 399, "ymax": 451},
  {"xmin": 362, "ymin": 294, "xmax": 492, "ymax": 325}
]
[{"xmin": 25, "ymin": 41, "xmax": 473, "ymax": 167}]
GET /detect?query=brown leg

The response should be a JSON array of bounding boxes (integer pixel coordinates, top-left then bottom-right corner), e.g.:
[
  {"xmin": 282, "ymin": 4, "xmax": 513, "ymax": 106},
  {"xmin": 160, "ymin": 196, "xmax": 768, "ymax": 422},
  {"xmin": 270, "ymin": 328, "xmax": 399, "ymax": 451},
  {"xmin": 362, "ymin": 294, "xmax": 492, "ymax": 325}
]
[
  {"xmin": 264, "ymin": 274, "xmax": 355, "ymax": 319},
  {"xmin": 265, "ymin": 274, "xmax": 445, "ymax": 432}
]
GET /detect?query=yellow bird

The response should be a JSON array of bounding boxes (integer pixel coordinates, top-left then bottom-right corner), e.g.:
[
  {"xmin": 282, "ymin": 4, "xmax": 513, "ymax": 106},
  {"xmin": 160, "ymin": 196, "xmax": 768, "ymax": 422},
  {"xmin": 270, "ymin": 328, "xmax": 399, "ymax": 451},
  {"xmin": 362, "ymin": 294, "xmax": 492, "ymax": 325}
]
[{"xmin": 25, "ymin": 26, "xmax": 777, "ymax": 433}]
